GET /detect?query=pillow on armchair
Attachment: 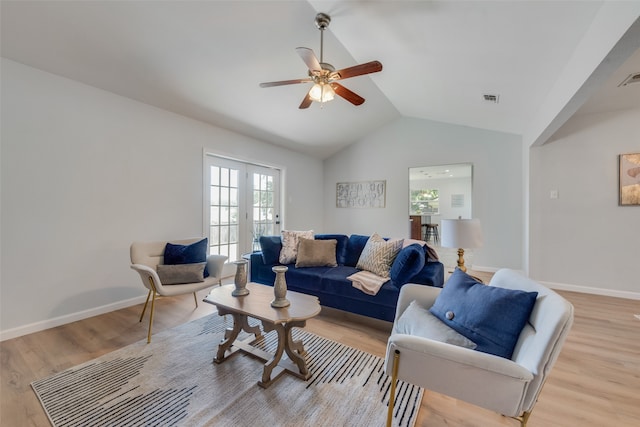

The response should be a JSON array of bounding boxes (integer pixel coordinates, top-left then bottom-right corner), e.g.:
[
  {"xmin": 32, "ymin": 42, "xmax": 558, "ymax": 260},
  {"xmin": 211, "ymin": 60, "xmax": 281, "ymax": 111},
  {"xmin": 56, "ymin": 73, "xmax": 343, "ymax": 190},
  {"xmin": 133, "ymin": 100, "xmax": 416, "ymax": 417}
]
[
  {"xmin": 164, "ymin": 238, "xmax": 209, "ymax": 277},
  {"xmin": 157, "ymin": 263, "xmax": 206, "ymax": 285},
  {"xmin": 429, "ymin": 269, "xmax": 538, "ymax": 359}
]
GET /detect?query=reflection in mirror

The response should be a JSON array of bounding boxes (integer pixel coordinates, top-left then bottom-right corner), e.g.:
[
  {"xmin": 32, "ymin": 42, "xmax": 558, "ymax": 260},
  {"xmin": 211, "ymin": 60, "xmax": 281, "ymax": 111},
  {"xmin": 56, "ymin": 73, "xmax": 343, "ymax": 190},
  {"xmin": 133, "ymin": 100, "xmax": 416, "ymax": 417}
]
[{"xmin": 409, "ymin": 163, "xmax": 473, "ymax": 245}]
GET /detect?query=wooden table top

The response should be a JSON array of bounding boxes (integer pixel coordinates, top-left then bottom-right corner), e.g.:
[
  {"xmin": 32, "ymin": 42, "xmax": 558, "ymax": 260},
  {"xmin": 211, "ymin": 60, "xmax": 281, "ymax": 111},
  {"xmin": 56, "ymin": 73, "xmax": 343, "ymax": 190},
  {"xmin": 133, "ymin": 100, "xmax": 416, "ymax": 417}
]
[{"xmin": 203, "ymin": 282, "xmax": 321, "ymax": 324}]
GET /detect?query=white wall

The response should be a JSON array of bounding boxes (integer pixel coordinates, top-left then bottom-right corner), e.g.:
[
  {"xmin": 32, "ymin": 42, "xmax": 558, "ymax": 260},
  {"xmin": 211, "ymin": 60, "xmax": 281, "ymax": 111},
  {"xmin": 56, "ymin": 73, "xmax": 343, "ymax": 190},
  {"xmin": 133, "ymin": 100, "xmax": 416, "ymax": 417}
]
[
  {"xmin": 0, "ymin": 59, "xmax": 323, "ymax": 338},
  {"xmin": 323, "ymin": 117, "xmax": 523, "ymax": 271},
  {"xmin": 530, "ymin": 108, "xmax": 640, "ymax": 296}
]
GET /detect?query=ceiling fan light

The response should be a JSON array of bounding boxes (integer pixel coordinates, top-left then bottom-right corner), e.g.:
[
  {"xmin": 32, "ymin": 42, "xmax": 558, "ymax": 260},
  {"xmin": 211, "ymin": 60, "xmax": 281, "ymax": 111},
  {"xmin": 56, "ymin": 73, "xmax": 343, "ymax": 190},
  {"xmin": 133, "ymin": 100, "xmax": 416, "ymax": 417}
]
[{"xmin": 309, "ymin": 83, "xmax": 335, "ymax": 103}]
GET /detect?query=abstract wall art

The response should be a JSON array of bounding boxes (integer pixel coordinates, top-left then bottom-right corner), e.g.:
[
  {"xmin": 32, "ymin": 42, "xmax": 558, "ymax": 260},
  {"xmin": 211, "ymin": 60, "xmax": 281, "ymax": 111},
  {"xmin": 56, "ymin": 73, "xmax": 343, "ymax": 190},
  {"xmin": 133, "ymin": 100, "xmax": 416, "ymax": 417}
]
[{"xmin": 336, "ymin": 180, "xmax": 386, "ymax": 208}]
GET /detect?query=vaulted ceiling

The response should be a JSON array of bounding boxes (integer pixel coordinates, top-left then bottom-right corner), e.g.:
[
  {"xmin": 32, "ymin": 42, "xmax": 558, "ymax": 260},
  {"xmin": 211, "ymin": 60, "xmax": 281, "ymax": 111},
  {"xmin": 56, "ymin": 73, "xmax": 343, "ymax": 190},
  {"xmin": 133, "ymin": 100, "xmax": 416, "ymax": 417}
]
[{"xmin": 2, "ymin": 1, "xmax": 639, "ymax": 158}]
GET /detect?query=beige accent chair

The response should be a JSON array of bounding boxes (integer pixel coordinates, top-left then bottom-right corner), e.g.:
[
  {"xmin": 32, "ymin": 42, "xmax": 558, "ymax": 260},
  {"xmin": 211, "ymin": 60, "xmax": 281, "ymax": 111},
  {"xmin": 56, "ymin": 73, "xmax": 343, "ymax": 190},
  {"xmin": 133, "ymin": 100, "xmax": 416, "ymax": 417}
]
[
  {"xmin": 130, "ymin": 238, "xmax": 227, "ymax": 343},
  {"xmin": 385, "ymin": 269, "xmax": 574, "ymax": 427}
]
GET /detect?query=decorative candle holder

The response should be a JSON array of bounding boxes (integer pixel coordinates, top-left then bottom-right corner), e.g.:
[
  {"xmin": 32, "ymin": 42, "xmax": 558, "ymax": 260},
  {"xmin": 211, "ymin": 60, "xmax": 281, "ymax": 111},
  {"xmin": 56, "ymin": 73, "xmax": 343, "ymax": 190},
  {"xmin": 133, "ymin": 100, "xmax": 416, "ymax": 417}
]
[
  {"xmin": 271, "ymin": 266, "xmax": 290, "ymax": 308},
  {"xmin": 232, "ymin": 259, "xmax": 249, "ymax": 296}
]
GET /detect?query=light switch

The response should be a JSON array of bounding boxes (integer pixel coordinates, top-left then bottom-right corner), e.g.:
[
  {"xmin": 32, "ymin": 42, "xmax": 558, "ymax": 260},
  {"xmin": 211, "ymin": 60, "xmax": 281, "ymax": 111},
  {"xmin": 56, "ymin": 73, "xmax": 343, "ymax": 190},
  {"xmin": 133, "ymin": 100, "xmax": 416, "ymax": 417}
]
[{"xmin": 550, "ymin": 190, "xmax": 559, "ymax": 199}]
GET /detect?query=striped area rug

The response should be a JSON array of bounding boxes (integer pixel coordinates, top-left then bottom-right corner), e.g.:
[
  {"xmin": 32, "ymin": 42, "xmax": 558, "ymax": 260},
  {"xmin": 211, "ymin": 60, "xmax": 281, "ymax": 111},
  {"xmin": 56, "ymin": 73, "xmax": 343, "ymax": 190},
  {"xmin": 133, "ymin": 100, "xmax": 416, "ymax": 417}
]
[{"xmin": 32, "ymin": 314, "xmax": 422, "ymax": 427}]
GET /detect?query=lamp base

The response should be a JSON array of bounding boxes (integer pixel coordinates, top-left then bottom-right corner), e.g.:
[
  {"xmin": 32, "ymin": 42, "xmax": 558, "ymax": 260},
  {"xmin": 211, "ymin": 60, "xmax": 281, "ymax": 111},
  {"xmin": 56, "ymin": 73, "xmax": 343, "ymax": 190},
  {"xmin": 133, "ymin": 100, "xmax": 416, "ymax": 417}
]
[{"xmin": 456, "ymin": 248, "xmax": 467, "ymax": 273}]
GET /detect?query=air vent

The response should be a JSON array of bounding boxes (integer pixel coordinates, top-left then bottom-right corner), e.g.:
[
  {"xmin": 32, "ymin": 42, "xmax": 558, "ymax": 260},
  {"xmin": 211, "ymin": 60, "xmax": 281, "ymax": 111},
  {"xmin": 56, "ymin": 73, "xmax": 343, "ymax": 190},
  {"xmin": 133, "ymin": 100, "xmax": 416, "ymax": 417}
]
[
  {"xmin": 618, "ymin": 73, "xmax": 640, "ymax": 87},
  {"xmin": 482, "ymin": 94, "xmax": 500, "ymax": 103}
]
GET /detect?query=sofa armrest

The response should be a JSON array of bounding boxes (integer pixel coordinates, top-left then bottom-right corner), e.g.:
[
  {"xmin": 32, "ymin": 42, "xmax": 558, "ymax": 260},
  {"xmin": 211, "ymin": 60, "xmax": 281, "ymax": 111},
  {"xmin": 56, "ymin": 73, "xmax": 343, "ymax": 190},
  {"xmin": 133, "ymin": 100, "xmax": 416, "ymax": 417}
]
[{"xmin": 411, "ymin": 260, "xmax": 444, "ymax": 287}]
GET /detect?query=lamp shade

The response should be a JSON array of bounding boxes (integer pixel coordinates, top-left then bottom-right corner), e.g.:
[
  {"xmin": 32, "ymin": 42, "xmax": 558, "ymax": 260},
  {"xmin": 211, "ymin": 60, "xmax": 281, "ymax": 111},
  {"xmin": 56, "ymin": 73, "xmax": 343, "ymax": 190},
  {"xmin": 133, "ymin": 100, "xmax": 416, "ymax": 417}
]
[{"xmin": 440, "ymin": 218, "xmax": 483, "ymax": 249}]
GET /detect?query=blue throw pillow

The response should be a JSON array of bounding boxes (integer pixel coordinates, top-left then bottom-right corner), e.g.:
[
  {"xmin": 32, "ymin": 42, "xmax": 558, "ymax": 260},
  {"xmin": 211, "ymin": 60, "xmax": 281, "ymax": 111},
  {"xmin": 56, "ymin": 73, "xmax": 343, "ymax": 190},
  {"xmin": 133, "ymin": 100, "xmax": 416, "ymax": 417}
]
[
  {"xmin": 259, "ymin": 235, "xmax": 282, "ymax": 265},
  {"xmin": 164, "ymin": 238, "xmax": 209, "ymax": 277},
  {"xmin": 390, "ymin": 244, "xmax": 425, "ymax": 287},
  {"xmin": 344, "ymin": 234, "xmax": 370, "ymax": 267},
  {"xmin": 429, "ymin": 269, "xmax": 538, "ymax": 359}
]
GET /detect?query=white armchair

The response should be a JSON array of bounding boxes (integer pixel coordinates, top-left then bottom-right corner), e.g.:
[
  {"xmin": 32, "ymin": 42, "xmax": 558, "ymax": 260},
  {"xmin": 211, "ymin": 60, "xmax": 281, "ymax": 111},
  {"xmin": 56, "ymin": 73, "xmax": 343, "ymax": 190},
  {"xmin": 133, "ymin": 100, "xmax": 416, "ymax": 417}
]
[
  {"xmin": 130, "ymin": 238, "xmax": 227, "ymax": 343},
  {"xmin": 385, "ymin": 269, "xmax": 574, "ymax": 427}
]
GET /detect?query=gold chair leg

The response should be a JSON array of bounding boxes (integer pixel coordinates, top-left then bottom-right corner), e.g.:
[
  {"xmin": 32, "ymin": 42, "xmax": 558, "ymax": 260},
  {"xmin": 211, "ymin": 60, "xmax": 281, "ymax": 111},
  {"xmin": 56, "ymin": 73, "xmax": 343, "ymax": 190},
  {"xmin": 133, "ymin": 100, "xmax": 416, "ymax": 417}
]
[
  {"xmin": 513, "ymin": 411, "xmax": 531, "ymax": 427},
  {"xmin": 193, "ymin": 292, "xmax": 198, "ymax": 308},
  {"xmin": 147, "ymin": 290, "xmax": 156, "ymax": 344},
  {"xmin": 386, "ymin": 349, "xmax": 400, "ymax": 427},
  {"xmin": 139, "ymin": 290, "xmax": 152, "ymax": 322}
]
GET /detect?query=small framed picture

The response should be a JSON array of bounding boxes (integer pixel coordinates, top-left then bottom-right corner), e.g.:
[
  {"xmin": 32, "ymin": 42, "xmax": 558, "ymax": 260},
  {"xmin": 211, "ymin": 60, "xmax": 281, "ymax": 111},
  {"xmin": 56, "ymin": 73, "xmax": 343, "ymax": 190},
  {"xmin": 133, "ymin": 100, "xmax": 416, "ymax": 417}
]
[{"xmin": 619, "ymin": 153, "xmax": 640, "ymax": 206}]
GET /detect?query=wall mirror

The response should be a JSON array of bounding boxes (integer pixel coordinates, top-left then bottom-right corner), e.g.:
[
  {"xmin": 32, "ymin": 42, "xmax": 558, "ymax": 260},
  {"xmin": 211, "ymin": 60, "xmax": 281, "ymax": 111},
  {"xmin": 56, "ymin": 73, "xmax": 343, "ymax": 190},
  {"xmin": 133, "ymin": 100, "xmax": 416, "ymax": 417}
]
[{"xmin": 409, "ymin": 163, "xmax": 473, "ymax": 242}]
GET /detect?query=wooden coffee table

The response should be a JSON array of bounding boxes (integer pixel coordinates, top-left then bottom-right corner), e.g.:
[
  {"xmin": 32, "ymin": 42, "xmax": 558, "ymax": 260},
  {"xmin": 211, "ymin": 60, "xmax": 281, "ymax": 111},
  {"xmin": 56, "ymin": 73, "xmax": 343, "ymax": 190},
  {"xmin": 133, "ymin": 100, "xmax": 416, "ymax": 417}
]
[{"xmin": 203, "ymin": 282, "xmax": 321, "ymax": 388}]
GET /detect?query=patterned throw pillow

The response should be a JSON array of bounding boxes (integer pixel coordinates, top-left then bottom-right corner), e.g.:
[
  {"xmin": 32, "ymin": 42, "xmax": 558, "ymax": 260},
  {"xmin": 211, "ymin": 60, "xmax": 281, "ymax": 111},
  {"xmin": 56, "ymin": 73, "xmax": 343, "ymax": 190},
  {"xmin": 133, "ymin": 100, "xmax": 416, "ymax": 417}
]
[
  {"xmin": 279, "ymin": 230, "xmax": 314, "ymax": 264},
  {"xmin": 356, "ymin": 233, "xmax": 403, "ymax": 278}
]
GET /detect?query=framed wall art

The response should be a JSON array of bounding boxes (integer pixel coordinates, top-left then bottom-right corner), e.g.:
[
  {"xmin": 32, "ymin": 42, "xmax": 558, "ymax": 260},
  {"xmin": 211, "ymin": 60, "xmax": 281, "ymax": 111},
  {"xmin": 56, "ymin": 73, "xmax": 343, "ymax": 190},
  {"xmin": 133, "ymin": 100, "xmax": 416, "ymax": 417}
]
[
  {"xmin": 336, "ymin": 180, "xmax": 386, "ymax": 208},
  {"xmin": 619, "ymin": 153, "xmax": 640, "ymax": 206}
]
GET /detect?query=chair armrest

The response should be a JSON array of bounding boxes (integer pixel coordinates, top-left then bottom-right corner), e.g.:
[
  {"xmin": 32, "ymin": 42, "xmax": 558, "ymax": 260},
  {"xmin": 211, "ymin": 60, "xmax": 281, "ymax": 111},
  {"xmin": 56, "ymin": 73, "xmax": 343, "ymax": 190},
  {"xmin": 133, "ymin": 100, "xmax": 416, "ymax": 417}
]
[
  {"xmin": 206, "ymin": 254, "xmax": 228, "ymax": 281},
  {"xmin": 131, "ymin": 263, "xmax": 164, "ymax": 292},
  {"xmin": 394, "ymin": 283, "xmax": 441, "ymax": 323},
  {"xmin": 387, "ymin": 333, "xmax": 533, "ymax": 380}
]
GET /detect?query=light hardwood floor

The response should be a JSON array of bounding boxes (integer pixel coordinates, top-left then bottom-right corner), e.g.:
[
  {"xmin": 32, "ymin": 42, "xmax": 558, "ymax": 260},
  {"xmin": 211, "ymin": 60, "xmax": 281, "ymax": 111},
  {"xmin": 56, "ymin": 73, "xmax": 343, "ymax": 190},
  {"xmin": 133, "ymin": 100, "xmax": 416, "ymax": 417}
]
[{"xmin": 1, "ymin": 276, "xmax": 639, "ymax": 426}]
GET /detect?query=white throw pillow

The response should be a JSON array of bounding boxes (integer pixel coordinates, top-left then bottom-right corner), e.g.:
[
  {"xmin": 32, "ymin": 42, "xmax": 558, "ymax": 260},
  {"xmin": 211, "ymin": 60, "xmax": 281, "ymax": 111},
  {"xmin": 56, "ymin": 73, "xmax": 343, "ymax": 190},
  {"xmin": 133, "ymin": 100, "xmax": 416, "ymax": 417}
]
[
  {"xmin": 395, "ymin": 300, "xmax": 477, "ymax": 349},
  {"xmin": 279, "ymin": 229, "xmax": 314, "ymax": 264},
  {"xmin": 356, "ymin": 233, "xmax": 403, "ymax": 278}
]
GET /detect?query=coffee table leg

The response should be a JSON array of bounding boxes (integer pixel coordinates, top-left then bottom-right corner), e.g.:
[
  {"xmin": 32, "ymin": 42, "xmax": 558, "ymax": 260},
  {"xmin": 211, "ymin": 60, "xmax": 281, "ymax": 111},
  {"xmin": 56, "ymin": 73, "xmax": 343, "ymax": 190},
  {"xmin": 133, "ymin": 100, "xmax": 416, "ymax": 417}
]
[
  {"xmin": 258, "ymin": 322, "xmax": 285, "ymax": 387},
  {"xmin": 257, "ymin": 321, "xmax": 310, "ymax": 388},
  {"xmin": 283, "ymin": 320, "xmax": 308, "ymax": 375},
  {"xmin": 214, "ymin": 309, "xmax": 261, "ymax": 363}
]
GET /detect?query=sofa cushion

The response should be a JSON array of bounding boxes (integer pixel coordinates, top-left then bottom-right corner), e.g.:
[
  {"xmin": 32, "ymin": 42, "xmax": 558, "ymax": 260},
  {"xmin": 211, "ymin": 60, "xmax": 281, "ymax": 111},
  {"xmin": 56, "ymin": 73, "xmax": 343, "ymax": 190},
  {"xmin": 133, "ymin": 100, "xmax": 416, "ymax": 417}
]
[
  {"xmin": 390, "ymin": 244, "xmax": 426, "ymax": 287},
  {"xmin": 315, "ymin": 234, "xmax": 349, "ymax": 265},
  {"xmin": 259, "ymin": 235, "xmax": 282, "ymax": 265},
  {"xmin": 157, "ymin": 262, "xmax": 206, "ymax": 285},
  {"xmin": 295, "ymin": 238, "xmax": 338, "ymax": 268},
  {"xmin": 164, "ymin": 238, "xmax": 209, "ymax": 277},
  {"xmin": 282, "ymin": 265, "xmax": 326, "ymax": 292},
  {"xmin": 429, "ymin": 269, "xmax": 538, "ymax": 359},
  {"xmin": 356, "ymin": 233, "xmax": 403, "ymax": 278},
  {"xmin": 396, "ymin": 300, "xmax": 477, "ymax": 349},
  {"xmin": 279, "ymin": 230, "xmax": 314, "ymax": 264},
  {"xmin": 345, "ymin": 234, "xmax": 370, "ymax": 267}
]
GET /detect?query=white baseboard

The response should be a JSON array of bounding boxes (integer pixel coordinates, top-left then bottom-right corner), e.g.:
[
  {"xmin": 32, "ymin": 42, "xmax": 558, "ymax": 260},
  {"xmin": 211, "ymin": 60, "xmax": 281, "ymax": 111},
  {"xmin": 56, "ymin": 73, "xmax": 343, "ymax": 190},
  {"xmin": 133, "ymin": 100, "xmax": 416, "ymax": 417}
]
[
  {"xmin": 472, "ymin": 265, "xmax": 640, "ymax": 300},
  {"xmin": 0, "ymin": 295, "xmax": 147, "ymax": 342},
  {"xmin": 539, "ymin": 280, "xmax": 640, "ymax": 300}
]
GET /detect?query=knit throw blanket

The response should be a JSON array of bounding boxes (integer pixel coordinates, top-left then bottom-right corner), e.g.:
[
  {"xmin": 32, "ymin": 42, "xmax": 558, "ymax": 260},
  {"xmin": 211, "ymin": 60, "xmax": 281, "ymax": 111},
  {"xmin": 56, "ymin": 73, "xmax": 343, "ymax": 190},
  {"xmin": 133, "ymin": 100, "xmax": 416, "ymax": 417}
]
[{"xmin": 348, "ymin": 270, "xmax": 389, "ymax": 295}]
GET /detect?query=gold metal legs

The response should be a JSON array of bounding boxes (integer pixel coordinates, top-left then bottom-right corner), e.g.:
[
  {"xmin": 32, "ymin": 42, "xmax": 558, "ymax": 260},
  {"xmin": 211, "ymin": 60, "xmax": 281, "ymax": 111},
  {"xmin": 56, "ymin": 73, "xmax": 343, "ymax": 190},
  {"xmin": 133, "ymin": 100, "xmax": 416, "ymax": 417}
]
[
  {"xmin": 193, "ymin": 292, "xmax": 198, "ymax": 307},
  {"xmin": 386, "ymin": 349, "xmax": 400, "ymax": 427},
  {"xmin": 139, "ymin": 277, "xmax": 158, "ymax": 344},
  {"xmin": 139, "ymin": 289, "xmax": 152, "ymax": 322},
  {"xmin": 138, "ymin": 289, "xmax": 157, "ymax": 344},
  {"xmin": 512, "ymin": 411, "xmax": 531, "ymax": 427}
]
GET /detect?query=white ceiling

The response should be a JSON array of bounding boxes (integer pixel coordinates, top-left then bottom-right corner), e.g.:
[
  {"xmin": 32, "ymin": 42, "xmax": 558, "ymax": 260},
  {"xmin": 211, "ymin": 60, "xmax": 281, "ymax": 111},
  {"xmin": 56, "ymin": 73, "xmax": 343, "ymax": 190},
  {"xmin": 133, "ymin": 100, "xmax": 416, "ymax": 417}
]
[{"xmin": 2, "ymin": 1, "xmax": 639, "ymax": 159}]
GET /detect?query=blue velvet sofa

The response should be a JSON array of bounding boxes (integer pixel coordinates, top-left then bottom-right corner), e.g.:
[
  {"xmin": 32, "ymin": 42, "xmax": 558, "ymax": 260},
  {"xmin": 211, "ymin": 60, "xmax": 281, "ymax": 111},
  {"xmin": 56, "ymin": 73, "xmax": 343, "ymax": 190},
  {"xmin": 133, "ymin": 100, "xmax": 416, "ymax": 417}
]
[{"xmin": 249, "ymin": 234, "xmax": 444, "ymax": 322}]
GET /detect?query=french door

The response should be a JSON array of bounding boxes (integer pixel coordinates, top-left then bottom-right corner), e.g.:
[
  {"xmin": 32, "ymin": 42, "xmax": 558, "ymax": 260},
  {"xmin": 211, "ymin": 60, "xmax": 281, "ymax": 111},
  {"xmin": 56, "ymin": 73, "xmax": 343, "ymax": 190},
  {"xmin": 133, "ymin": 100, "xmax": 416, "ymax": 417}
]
[{"xmin": 205, "ymin": 156, "xmax": 281, "ymax": 262}]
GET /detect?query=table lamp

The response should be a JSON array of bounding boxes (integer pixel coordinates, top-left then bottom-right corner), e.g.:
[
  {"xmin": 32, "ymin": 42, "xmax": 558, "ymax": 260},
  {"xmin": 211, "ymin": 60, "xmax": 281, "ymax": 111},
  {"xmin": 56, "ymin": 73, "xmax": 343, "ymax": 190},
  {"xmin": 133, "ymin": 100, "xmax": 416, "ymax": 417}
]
[{"xmin": 440, "ymin": 218, "xmax": 483, "ymax": 273}]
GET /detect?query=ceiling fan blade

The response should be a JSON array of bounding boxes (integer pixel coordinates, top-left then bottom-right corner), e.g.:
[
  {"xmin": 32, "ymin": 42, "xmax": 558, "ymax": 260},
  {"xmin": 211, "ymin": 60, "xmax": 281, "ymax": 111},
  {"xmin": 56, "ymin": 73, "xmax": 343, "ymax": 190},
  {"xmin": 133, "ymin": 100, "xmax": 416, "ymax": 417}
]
[
  {"xmin": 260, "ymin": 78, "xmax": 312, "ymax": 88},
  {"xmin": 333, "ymin": 60, "xmax": 383, "ymax": 80},
  {"xmin": 299, "ymin": 93, "xmax": 313, "ymax": 109},
  {"xmin": 296, "ymin": 47, "xmax": 322, "ymax": 72},
  {"xmin": 331, "ymin": 83, "xmax": 365, "ymax": 106}
]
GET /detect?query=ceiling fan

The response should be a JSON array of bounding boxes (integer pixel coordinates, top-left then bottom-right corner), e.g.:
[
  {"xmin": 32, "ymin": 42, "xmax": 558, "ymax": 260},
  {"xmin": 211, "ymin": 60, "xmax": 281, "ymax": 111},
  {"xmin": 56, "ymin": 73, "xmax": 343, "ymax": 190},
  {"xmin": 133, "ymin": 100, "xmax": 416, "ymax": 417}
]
[{"xmin": 259, "ymin": 13, "xmax": 383, "ymax": 109}]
